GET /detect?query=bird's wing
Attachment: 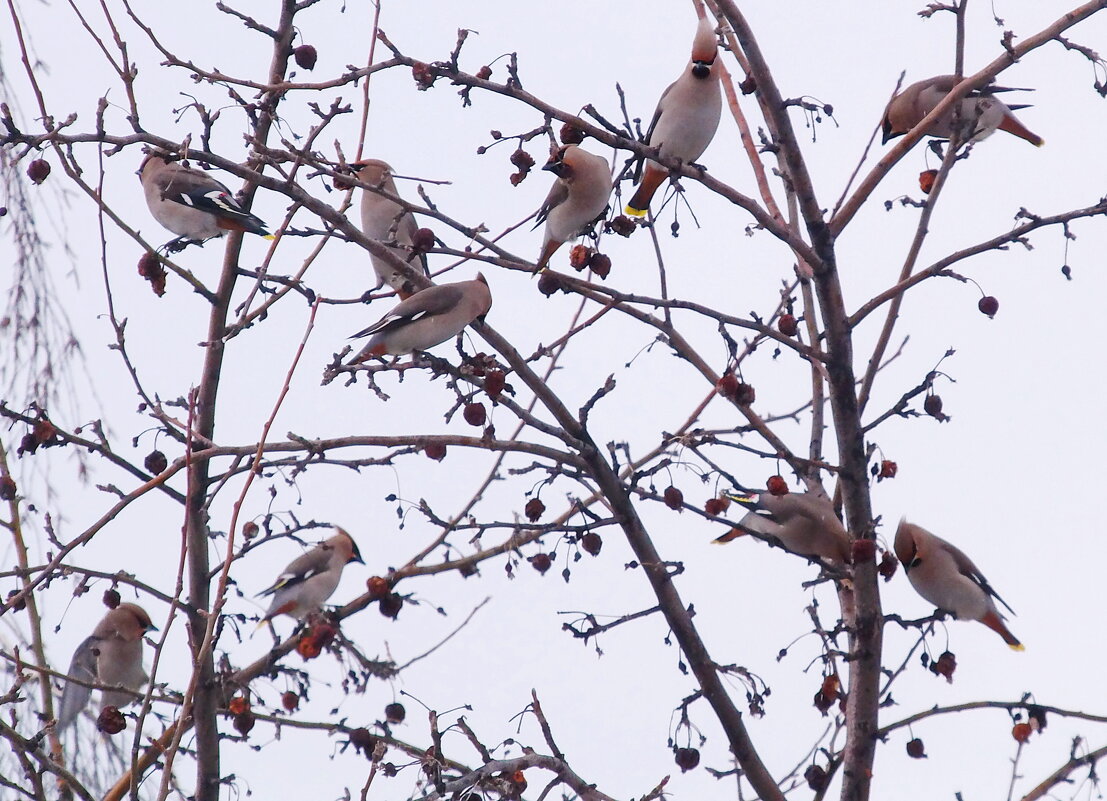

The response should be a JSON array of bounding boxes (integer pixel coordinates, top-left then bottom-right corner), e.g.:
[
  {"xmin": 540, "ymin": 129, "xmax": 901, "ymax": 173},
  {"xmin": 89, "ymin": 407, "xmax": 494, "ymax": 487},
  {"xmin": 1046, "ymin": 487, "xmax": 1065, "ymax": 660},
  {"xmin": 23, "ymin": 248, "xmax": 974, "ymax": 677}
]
[
  {"xmin": 56, "ymin": 635, "xmax": 101, "ymax": 730},
  {"xmin": 534, "ymin": 181, "xmax": 569, "ymax": 228},
  {"xmin": 349, "ymin": 285, "xmax": 464, "ymax": 340},
  {"xmin": 947, "ymin": 541, "xmax": 1017, "ymax": 615},
  {"xmin": 258, "ymin": 546, "xmax": 333, "ymax": 597},
  {"xmin": 158, "ymin": 168, "xmax": 269, "ymax": 233}
]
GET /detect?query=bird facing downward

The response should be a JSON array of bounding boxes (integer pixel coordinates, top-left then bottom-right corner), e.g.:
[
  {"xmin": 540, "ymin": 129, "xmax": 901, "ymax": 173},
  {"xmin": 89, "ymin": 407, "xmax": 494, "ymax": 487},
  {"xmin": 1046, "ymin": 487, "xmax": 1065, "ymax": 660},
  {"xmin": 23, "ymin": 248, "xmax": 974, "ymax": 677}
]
[
  {"xmin": 138, "ymin": 153, "xmax": 271, "ymax": 247},
  {"xmin": 259, "ymin": 528, "xmax": 364, "ymax": 623},
  {"xmin": 715, "ymin": 490, "xmax": 851, "ymax": 566},
  {"xmin": 56, "ymin": 603, "xmax": 157, "ymax": 731},
  {"xmin": 881, "ymin": 75, "xmax": 1043, "ymax": 147},
  {"xmin": 894, "ymin": 519, "xmax": 1023, "ymax": 650},
  {"xmin": 347, "ymin": 274, "xmax": 492, "ymax": 362},
  {"xmin": 625, "ymin": 14, "xmax": 722, "ymax": 217},
  {"xmin": 535, "ymin": 145, "xmax": 613, "ymax": 269},
  {"xmin": 353, "ymin": 159, "xmax": 430, "ymax": 299}
]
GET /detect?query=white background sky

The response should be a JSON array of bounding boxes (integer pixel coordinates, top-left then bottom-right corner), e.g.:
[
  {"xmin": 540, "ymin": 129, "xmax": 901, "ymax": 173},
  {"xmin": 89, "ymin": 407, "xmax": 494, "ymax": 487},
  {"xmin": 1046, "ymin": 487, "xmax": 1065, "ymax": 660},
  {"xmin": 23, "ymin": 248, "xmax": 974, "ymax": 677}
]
[{"xmin": 3, "ymin": 1, "xmax": 1107, "ymax": 800}]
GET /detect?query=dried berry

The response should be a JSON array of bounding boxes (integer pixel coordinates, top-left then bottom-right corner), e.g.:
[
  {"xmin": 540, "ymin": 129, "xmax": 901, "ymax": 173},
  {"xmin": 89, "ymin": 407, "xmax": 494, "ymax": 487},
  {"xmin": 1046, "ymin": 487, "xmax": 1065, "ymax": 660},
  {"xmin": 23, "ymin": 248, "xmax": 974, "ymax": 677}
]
[
  {"xmin": 923, "ymin": 394, "xmax": 945, "ymax": 421},
  {"xmin": 878, "ymin": 460, "xmax": 897, "ymax": 480},
  {"xmin": 0, "ymin": 475, "xmax": 16, "ymax": 501},
  {"xmin": 411, "ymin": 61, "xmax": 435, "ymax": 89},
  {"xmin": 233, "ymin": 711, "xmax": 255, "ymax": 736},
  {"xmin": 734, "ymin": 382, "xmax": 756, "ymax": 406},
  {"xmin": 6, "ymin": 590, "xmax": 26, "ymax": 612},
  {"xmin": 674, "ymin": 747, "xmax": 700, "ymax": 772},
  {"xmin": 588, "ymin": 252, "xmax": 611, "ymax": 279},
  {"xmin": 559, "ymin": 122, "xmax": 585, "ymax": 145},
  {"xmin": 384, "ymin": 702, "xmax": 406, "ymax": 724},
  {"xmin": 569, "ymin": 244, "xmax": 591, "ymax": 270},
  {"xmin": 102, "ymin": 588, "xmax": 121, "ymax": 609},
  {"xmin": 97, "ymin": 706, "xmax": 127, "ymax": 735},
  {"xmin": 27, "ymin": 159, "xmax": 51, "ymax": 184},
  {"xmin": 484, "ymin": 369, "xmax": 506, "ymax": 400},
  {"xmin": 144, "ymin": 450, "xmax": 168, "ymax": 475},
  {"xmin": 406, "ymin": 227, "xmax": 434, "ymax": 255},
  {"xmin": 463, "ymin": 402, "xmax": 487, "ymax": 427},
  {"xmin": 607, "ymin": 215, "xmax": 636, "ymax": 237},
  {"xmin": 476, "ymin": 65, "xmax": 492, "ymax": 80},
  {"xmin": 766, "ymin": 475, "xmax": 788, "ymax": 496},
  {"xmin": 379, "ymin": 592, "xmax": 404, "ymax": 619},
  {"xmin": 878, "ymin": 549, "xmax": 898, "ymax": 582},
  {"xmin": 293, "ymin": 44, "xmax": 317, "ymax": 70},
  {"xmin": 509, "ymin": 148, "xmax": 535, "ymax": 171},
  {"xmin": 524, "ymin": 497, "xmax": 545, "ymax": 522},
  {"xmin": 366, "ymin": 576, "xmax": 391, "ymax": 598},
  {"xmin": 33, "ymin": 419, "xmax": 57, "ymax": 447},
  {"xmin": 704, "ymin": 497, "xmax": 727, "ymax": 516},
  {"xmin": 529, "ymin": 553, "xmax": 553, "ymax": 574},
  {"xmin": 929, "ymin": 650, "xmax": 957, "ymax": 683},
  {"xmin": 424, "ymin": 442, "xmax": 447, "ymax": 461},
  {"xmin": 813, "ymin": 674, "xmax": 840, "ymax": 715},
  {"xmin": 778, "ymin": 313, "xmax": 798, "ymax": 336},
  {"xmin": 716, "ymin": 372, "xmax": 738, "ymax": 399},
  {"xmin": 978, "ymin": 295, "xmax": 999, "ymax": 318},
  {"xmin": 281, "ymin": 691, "xmax": 299, "ymax": 712},
  {"xmin": 580, "ymin": 532, "xmax": 602, "ymax": 556},
  {"xmin": 663, "ymin": 486, "xmax": 684, "ymax": 511},
  {"xmin": 138, "ymin": 252, "xmax": 167, "ymax": 296},
  {"xmin": 537, "ymin": 271, "xmax": 562, "ymax": 297},
  {"xmin": 243, "ymin": 521, "xmax": 259, "ymax": 539},
  {"xmin": 804, "ymin": 765, "xmax": 827, "ymax": 792},
  {"xmin": 919, "ymin": 169, "xmax": 938, "ymax": 194},
  {"xmin": 851, "ymin": 539, "xmax": 877, "ymax": 564},
  {"xmin": 228, "ymin": 696, "xmax": 250, "ymax": 716},
  {"xmin": 350, "ymin": 727, "xmax": 375, "ymax": 754},
  {"xmin": 906, "ymin": 738, "xmax": 927, "ymax": 758}
]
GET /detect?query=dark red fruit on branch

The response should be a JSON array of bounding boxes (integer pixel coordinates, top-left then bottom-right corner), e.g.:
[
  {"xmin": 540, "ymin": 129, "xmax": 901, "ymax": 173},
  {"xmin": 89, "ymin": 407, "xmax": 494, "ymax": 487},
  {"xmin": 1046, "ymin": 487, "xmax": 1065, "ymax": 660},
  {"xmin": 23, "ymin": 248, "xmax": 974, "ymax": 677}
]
[
  {"xmin": 102, "ymin": 588, "xmax": 121, "ymax": 609},
  {"xmin": 484, "ymin": 369, "xmax": 506, "ymax": 400},
  {"xmin": 384, "ymin": 702, "xmax": 406, "ymax": 724},
  {"xmin": 27, "ymin": 159, "xmax": 51, "ymax": 184},
  {"xmin": 978, "ymin": 295, "xmax": 999, "ymax": 318},
  {"xmin": 804, "ymin": 765, "xmax": 827, "ymax": 792},
  {"xmin": 243, "ymin": 521, "xmax": 260, "ymax": 539},
  {"xmin": 878, "ymin": 549, "xmax": 898, "ymax": 582},
  {"xmin": 137, "ymin": 251, "xmax": 167, "ymax": 296},
  {"xmin": 587, "ymin": 252, "xmax": 611, "ymax": 279},
  {"xmin": 411, "ymin": 227, "xmax": 435, "ymax": 253},
  {"xmin": 716, "ymin": 372, "xmax": 739, "ymax": 400},
  {"xmin": 930, "ymin": 650, "xmax": 956, "ymax": 683},
  {"xmin": 663, "ymin": 486, "xmax": 684, "ymax": 511},
  {"xmin": 0, "ymin": 475, "xmax": 16, "ymax": 501},
  {"xmin": 923, "ymin": 394, "xmax": 945, "ymax": 420},
  {"xmin": 509, "ymin": 148, "xmax": 535, "ymax": 171},
  {"xmin": 906, "ymin": 738, "xmax": 927, "ymax": 758},
  {"xmin": 379, "ymin": 592, "xmax": 404, "ymax": 619},
  {"xmin": 524, "ymin": 497, "xmax": 545, "ymax": 522},
  {"xmin": 424, "ymin": 442, "xmax": 447, "ymax": 461},
  {"xmin": 580, "ymin": 532, "xmax": 602, "ymax": 556},
  {"xmin": 734, "ymin": 382, "xmax": 756, "ymax": 406},
  {"xmin": 412, "ymin": 61, "xmax": 435, "ymax": 89},
  {"xmin": 569, "ymin": 244, "xmax": 591, "ymax": 270},
  {"xmin": 1012, "ymin": 722, "xmax": 1033, "ymax": 743},
  {"xmin": 228, "ymin": 696, "xmax": 250, "ymax": 716},
  {"xmin": 281, "ymin": 692, "xmax": 299, "ymax": 712},
  {"xmin": 366, "ymin": 576, "xmax": 391, "ymax": 598},
  {"xmin": 813, "ymin": 673, "xmax": 840, "ymax": 715},
  {"xmin": 476, "ymin": 65, "xmax": 493, "ymax": 80},
  {"xmin": 766, "ymin": 475, "xmax": 788, "ymax": 496},
  {"xmin": 537, "ymin": 271, "xmax": 562, "ymax": 297},
  {"xmin": 918, "ymin": 169, "xmax": 938, "ymax": 194},
  {"xmin": 778, "ymin": 313, "xmax": 798, "ymax": 336},
  {"xmin": 878, "ymin": 460, "xmax": 897, "ymax": 479},
  {"xmin": 463, "ymin": 402, "xmax": 487, "ymax": 427},
  {"xmin": 529, "ymin": 552, "xmax": 553, "ymax": 574},
  {"xmin": 607, "ymin": 215, "xmax": 636, "ymax": 237},
  {"xmin": 293, "ymin": 44, "xmax": 317, "ymax": 70},
  {"xmin": 704, "ymin": 497, "xmax": 727, "ymax": 516},
  {"xmin": 559, "ymin": 123, "xmax": 584, "ymax": 145},
  {"xmin": 144, "ymin": 450, "xmax": 168, "ymax": 475},
  {"xmin": 97, "ymin": 706, "xmax": 127, "ymax": 734},
  {"xmin": 851, "ymin": 539, "xmax": 877, "ymax": 564},
  {"xmin": 233, "ymin": 711, "xmax": 255, "ymax": 735},
  {"xmin": 350, "ymin": 727, "xmax": 375, "ymax": 754},
  {"xmin": 674, "ymin": 747, "xmax": 700, "ymax": 772}
]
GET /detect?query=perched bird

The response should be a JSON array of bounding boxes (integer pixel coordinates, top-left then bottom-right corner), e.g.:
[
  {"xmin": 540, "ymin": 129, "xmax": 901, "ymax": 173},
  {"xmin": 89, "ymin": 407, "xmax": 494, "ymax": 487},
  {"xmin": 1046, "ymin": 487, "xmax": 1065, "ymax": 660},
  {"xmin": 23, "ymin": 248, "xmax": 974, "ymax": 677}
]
[
  {"xmin": 138, "ymin": 153, "xmax": 271, "ymax": 248},
  {"xmin": 535, "ymin": 145, "xmax": 613, "ymax": 268},
  {"xmin": 259, "ymin": 528, "xmax": 364, "ymax": 623},
  {"xmin": 347, "ymin": 274, "xmax": 492, "ymax": 362},
  {"xmin": 715, "ymin": 490, "xmax": 851, "ymax": 566},
  {"xmin": 894, "ymin": 520, "xmax": 1023, "ymax": 650},
  {"xmin": 353, "ymin": 159, "xmax": 430, "ymax": 299},
  {"xmin": 625, "ymin": 15, "xmax": 722, "ymax": 217},
  {"xmin": 56, "ymin": 603, "xmax": 157, "ymax": 731},
  {"xmin": 881, "ymin": 75, "xmax": 1043, "ymax": 147}
]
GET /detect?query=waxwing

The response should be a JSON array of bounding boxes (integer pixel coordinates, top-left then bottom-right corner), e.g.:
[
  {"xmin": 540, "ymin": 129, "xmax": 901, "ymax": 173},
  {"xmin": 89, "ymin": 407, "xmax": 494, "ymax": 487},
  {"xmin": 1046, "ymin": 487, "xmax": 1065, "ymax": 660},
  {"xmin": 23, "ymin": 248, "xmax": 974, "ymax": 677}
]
[
  {"xmin": 57, "ymin": 603, "xmax": 157, "ymax": 730},
  {"xmin": 625, "ymin": 15, "xmax": 722, "ymax": 217},
  {"xmin": 715, "ymin": 490, "xmax": 851, "ymax": 566},
  {"xmin": 259, "ymin": 528, "xmax": 364, "ymax": 623},
  {"xmin": 354, "ymin": 159, "xmax": 430, "ymax": 299},
  {"xmin": 881, "ymin": 75, "xmax": 1043, "ymax": 147},
  {"xmin": 535, "ymin": 145, "xmax": 612, "ymax": 268},
  {"xmin": 894, "ymin": 520, "xmax": 1023, "ymax": 650},
  {"xmin": 347, "ymin": 274, "xmax": 492, "ymax": 362}
]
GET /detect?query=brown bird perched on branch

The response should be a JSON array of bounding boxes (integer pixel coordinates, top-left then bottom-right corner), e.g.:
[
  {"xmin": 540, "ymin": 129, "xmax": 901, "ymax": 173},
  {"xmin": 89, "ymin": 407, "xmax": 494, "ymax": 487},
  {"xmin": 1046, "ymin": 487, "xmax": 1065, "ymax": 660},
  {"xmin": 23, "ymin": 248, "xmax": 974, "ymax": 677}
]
[
  {"xmin": 352, "ymin": 159, "xmax": 430, "ymax": 299},
  {"xmin": 535, "ymin": 145, "xmax": 612, "ymax": 269},
  {"xmin": 258, "ymin": 528, "xmax": 364, "ymax": 624},
  {"xmin": 715, "ymin": 490, "xmax": 851, "ymax": 566}
]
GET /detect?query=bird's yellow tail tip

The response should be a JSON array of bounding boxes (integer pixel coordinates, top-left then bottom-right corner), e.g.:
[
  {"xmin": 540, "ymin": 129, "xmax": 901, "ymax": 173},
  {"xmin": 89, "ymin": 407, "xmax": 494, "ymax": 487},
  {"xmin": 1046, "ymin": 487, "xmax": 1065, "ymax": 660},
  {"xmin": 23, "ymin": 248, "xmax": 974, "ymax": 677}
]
[
  {"xmin": 623, "ymin": 205, "xmax": 647, "ymax": 218},
  {"xmin": 263, "ymin": 234, "xmax": 276, "ymax": 240},
  {"xmin": 1010, "ymin": 642, "xmax": 1026, "ymax": 652},
  {"xmin": 1036, "ymin": 139, "xmax": 1045, "ymax": 148}
]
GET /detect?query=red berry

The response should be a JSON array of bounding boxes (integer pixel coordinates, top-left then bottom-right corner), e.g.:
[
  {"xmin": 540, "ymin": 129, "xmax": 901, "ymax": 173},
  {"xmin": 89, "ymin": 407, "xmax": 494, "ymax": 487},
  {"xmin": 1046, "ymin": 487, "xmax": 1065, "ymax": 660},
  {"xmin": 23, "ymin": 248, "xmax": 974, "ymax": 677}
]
[
  {"xmin": 411, "ymin": 227, "xmax": 435, "ymax": 253},
  {"xmin": 804, "ymin": 765, "xmax": 827, "ymax": 792},
  {"xmin": 293, "ymin": 44, "xmax": 317, "ymax": 70},
  {"xmin": 424, "ymin": 442, "xmax": 447, "ymax": 461},
  {"xmin": 704, "ymin": 497, "xmax": 726, "ymax": 516},
  {"xmin": 918, "ymin": 169, "xmax": 938, "ymax": 194},
  {"xmin": 1012, "ymin": 722, "xmax": 1033, "ymax": 743},
  {"xmin": 97, "ymin": 706, "xmax": 127, "ymax": 735},
  {"xmin": 102, "ymin": 588, "xmax": 121, "ymax": 609},
  {"xmin": 851, "ymin": 539, "xmax": 877, "ymax": 563},
  {"xmin": 766, "ymin": 475, "xmax": 788, "ymax": 496},
  {"xmin": 778, "ymin": 314, "xmax": 798, "ymax": 336},
  {"xmin": 529, "ymin": 553, "xmax": 553, "ymax": 574},
  {"xmin": 930, "ymin": 650, "xmax": 957, "ymax": 682},
  {"xmin": 878, "ymin": 460, "xmax": 897, "ymax": 479},
  {"xmin": 384, "ymin": 702, "xmax": 406, "ymax": 724},
  {"xmin": 350, "ymin": 727, "xmax": 375, "ymax": 754},
  {"xmin": 580, "ymin": 532, "xmax": 602, "ymax": 556},
  {"xmin": 379, "ymin": 592, "xmax": 404, "ymax": 619},
  {"xmin": 978, "ymin": 295, "xmax": 999, "ymax": 318},
  {"xmin": 716, "ymin": 372, "xmax": 738, "ymax": 399},
  {"xmin": 923, "ymin": 394, "xmax": 945, "ymax": 420},
  {"xmin": 281, "ymin": 692, "xmax": 299, "ymax": 712},
  {"xmin": 559, "ymin": 123, "xmax": 585, "ymax": 145},
  {"xmin": 663, "ymin": 486, "xmax": 684, "ymax": 511},
  {"xmin": 0, "ymin": 475, "xmax": 16, "ymax": 501},
  {"xmin": 484, "ymin": 369, "xmax": 506, "ymax": 400},
  {"xmin": 411, "ymin": 61, "xmax": 435, "ymax": 89},
  {"xmin": 878, "ymin": 550, "xmax": 898, "ymax": 581},
  {"xmin": 587, "ymin": 252, "xmax": 611, "ymax": 279},
  {"xmin": 144, "ymin": 450, "xmax": 168, "ymax": 475},
  {"xmin": 228, "ymin": 696, "xmax": 250, "ymax": 716},
  {"xmin": 137, "ymin": 252, "xmax": 167, "ymax": 297},
  {"xmin": 607, "ymin": 215, "xmax": 636, "ymax": 237},
  {"xmin": 537, "ymin": 272, "xmax": 562, "ymax": 297},
  {"xmin": 26, "ymin": 159, "xmax": 50, "ymax": 184},
  {"xmin": 509, "ymin": 148, "xmax": 535, "ymax": 171},
  {"xmin": 569, "ymin": 244, "xmax": 591, "ymax": 270},
  {"xmin": 476, "ymin": 65, "xmax": 492, "ymax": 80},
  {"xmin": 674, "ymin": 747, "xmax": 700, "ymax": 772},
  {"xmin": 243, "ymin": 521, "xmax": 260, "ymax": 539},
  {"xmin": 463, "ymin": 402, "xmax": 487, "ymax": 427},
  {"xmin": 906, "ymin": 738, "xmax": 927, "ymax": 758},
  {"xmin": 524, "ymin": 497, "xmax": 545, "ymax": 521},
  {"xmin": 734, "ymin": 382, "xmax": 756, "ymax": 406},
  {"xmin": 365, "ymin": 576, "xmax": 390, "ymax": 598}
]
